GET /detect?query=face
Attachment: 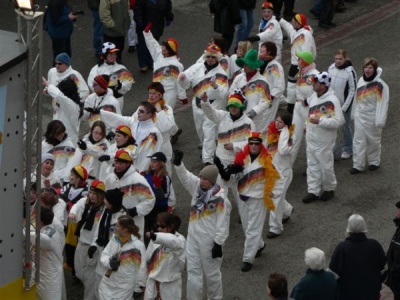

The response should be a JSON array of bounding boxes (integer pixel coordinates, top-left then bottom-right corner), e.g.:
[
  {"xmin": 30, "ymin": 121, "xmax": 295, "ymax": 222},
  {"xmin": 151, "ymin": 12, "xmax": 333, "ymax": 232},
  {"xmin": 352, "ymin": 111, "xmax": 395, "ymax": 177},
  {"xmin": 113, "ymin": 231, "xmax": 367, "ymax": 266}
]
[
  {"xmin": 243, "ymin": 64, "xmax": 255, "ymax": 74},
  {"xmin": 91, "ymin": 126, "xmax": 104, "ymax": 142},
  {"xmin": 114, "ymin": 221, "xmax": 128, "ymax": 235},
  {"xmin": 161, "ymin": 45, "xmax": 169, "ymax": 57},
  {"xmin": 115, "ymin": 132, "xmax": 129, "ymax": 147},
  {"xmin": 105, "ymin": 52, "xmax": 117, "ymax": 64},
  {"xmin": 313, "ymin": 81, "xmax": 326, "ymax": 94},
  {"xmin": 205, "ymin": 54, "xmax": 218, "ymax": 66},
  {"xmin": 55, "ymin": 62, "xmax": 68, "ymax": 73},
  {"xmin": 297, "ymin": 57, "xmax": 308, "ymax": 69},
  {"xmin": 275, "ymin": 116, "xmax": 286, "ymax": 130},
  {"xmin": 364, "ymin": 65, "xmax": 375, "ymax": 78},
  {"xmin": 69, "ymin": 172, "xmax": 81, "ymax": 187},
  {"xmin": 261, "ymin": 8, "xmax": 274, "ymax": 20},
  {"xmin": 88, "ymin": 190, "xmax": 99, "ymax": 204},
  {"xmin": 156, "ymin": 220, "xmax": 169, "ymax": 233},
  {"xmin": 30, "ymin": 190, "xmax": 37, "ymax": 204},
  {"xmin": 228, "ymin": 105, "xmax": 241, "ymax": 117},
  {"xmin": 55, "ymin": 130, "xmax": 65, "ymax": 141},
  {"xmin": 291, "ymin": 19, "xmax": 300, "ymax": 29},
  {"xmin": 199, "ymin": 177, "xmax": 214, "ymax": 190},
  {"xmin": 335, "ymin": 54, "xmax": 345, "ymax": 68},
  {"xmin": 114, "ymin": 160, "xmax": 130, "ymax": 173},
  {"xmin": 150, "ymin": 159, "xmax": 162, "ymax": 172},
  {"xmin": 249, "ymin": 142, "xmax": 262, "ymax": 155},
  {"xmin": 41, "ymin": 159, "xmax": 54, "ymax": 177},
  {"xmin": 93, "ymin": 82, "xmax": 107, "ymax": 95},
  {"xmin": 137, "ymin": 106, "xmax": 152, "ymax": 122},
  {"xmin": 259, "ymin": 46, "xmax": 268, "ymax": 60},
  {"xmin": 148, "ymin": 89, "xmax": 162, "ymax": 104},
  {"xmin": 236, "ymin": 47, "xmax": 245, "ymax": 58}
]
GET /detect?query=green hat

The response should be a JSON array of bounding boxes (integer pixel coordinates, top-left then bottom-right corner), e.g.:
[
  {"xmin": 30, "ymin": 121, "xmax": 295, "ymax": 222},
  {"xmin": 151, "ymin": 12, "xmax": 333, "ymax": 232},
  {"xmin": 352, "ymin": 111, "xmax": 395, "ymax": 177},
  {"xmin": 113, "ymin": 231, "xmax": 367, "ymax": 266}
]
[
  {"xmin": 236, "ymin": 49, "xmax": 264, "ymax": 69},
  {"xmin": 226, "ymin": 90, "xmax": 246, "ymax": 110},
  {"xmin": 296, "ymin": 51, "xmax": 314, "ymax": 65}
]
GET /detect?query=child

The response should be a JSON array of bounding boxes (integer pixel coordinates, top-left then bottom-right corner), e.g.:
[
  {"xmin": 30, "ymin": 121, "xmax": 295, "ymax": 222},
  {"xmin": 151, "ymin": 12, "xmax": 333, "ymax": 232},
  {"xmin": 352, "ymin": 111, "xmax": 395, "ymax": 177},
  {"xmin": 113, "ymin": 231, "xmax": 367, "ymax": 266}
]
[{"xmin": 229, "ymin": 41, "xmax": 252, "ymax": 85}]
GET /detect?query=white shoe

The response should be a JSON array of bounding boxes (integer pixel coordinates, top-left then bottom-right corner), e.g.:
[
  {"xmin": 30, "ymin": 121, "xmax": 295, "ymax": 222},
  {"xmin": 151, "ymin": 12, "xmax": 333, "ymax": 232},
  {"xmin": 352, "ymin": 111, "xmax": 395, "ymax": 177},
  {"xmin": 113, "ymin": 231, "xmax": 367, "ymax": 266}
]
[{"xmin": 341, "ymin": 152, "xmax": 352, "ymax": 159}]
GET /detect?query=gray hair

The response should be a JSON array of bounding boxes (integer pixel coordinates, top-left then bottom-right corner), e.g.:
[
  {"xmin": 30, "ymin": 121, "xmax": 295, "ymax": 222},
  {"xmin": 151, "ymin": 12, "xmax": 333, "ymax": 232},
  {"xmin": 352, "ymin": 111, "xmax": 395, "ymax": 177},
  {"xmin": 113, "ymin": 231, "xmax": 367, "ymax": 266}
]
[
  {"xmin": 305, "ymin": 247, "xmax": 326, "ymax": 271},
  {"xmin": 346, "ymin": 214, "xmax": 367, "ymax": 234}
]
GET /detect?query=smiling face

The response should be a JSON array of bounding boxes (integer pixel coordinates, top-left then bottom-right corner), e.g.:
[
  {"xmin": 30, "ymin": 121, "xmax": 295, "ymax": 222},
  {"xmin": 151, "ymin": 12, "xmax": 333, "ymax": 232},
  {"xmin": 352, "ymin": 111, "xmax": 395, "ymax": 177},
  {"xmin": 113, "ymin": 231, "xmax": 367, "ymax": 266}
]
[
  {"xmin": 228, "ymin": 105, "xmax": 241, "ymax": 117},
  {"xmin": 115, "ymin": 132, "xmax": 129, "ymax": 147},
  {"xmin": 41, "ymin": 159, "xmax": 54, "ymax": 177},
  {"xmin": 91, "ymin": 126, "xmax": 104, "ymax": 143},
  {"xmin": 105, "ymin": 52, "xmax": 118, "ymax": 64},
  {"xmin": 261, "ymin": 8, "xmax": 274, "ymax": 21},
  {"xmin": 69, "ymin": 171, "xmax": 81, "ymax": 187},
  {"xmin": 249, "ymin": 142, "xmax": 262, "ymax": 155}
]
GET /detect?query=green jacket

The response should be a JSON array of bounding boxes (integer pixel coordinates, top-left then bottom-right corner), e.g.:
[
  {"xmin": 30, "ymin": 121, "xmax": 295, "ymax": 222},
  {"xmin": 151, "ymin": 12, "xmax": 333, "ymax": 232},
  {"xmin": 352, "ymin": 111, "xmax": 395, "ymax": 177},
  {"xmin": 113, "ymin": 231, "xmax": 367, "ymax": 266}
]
[{"xmin": 99, "ymin": 0, "xmax": 130, "ymax": 37}]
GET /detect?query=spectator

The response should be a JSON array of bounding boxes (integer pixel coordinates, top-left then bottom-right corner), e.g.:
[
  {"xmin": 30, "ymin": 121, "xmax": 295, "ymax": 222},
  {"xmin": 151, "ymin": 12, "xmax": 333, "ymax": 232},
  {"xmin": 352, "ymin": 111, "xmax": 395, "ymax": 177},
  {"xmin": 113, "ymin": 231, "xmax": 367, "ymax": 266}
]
[
  {"xmin": 329, "ymin": 214, "xmax": 386, "ymax": 300},
  {"xmin": 267, "ymin": 273, "xmax": 292, "ymax": 300},
  {"xmin": 318, "ymin": 0, "xmax": 336, "ymax": 29},
  {"xmin": 386, "ymin": 201, "xmax": 400, "ymax": 299},
  {"xmin": 270, "ymin": 0, "xmax": 295, "ymax": 21},
  {"xmin": 290, "ymin": 247, "xmax": 337, "ymax": 299},
  {"xmin": 127, "ymin": 0, "xmax": 138, "ymax": 53},
  {"xmin": 234, "ymin": 0, "xmax": 256, "ymax": 49},
  {"xmin": 33, "ymin": 153, "xmax": 62, "ymax": 190},
  {"xmin": 87, "ymin": 0, "xmax": 104, "ymax": 57}
]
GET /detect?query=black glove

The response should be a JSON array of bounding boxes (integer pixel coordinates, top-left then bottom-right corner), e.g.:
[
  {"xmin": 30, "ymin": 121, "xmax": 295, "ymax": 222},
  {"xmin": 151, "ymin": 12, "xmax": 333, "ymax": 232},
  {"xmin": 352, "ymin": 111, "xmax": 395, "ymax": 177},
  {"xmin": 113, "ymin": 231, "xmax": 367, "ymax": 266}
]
[
  {"xmin": 214, "ymin": 156, "xmax": 231, "ymax": 181},
  {"xmin": 211, "ymin": 242, "xmax": 223, "ymax": 258},
  {"xmin": 106, "ymin": 131, "xmax": 116, "ymax": 142},
  {"xmin": 111, "ymin": 79, "xmax": 122, "ymax": 91},
  {"xmin": 247, "ymin": 35, "xmax": 260, "ymax": 43},
  {"xmin": 109, "ymin": 256, "xmax": 120, "ymax": 271},
  {"xmin": 287, "ymin": 103, "xmax": 294, "ymax": 114},
  {"xmin": 98, "ymin": 154, "xmax": 111, "ymax": 162},
  {"xmin": 128, "ymin": 207, "xmax": 138, "ymax": 217},
  {"xmin": 227, "ymin": 164, "xmax": 244, "ymax": 174},
  {"xmin": 77, "ymin": 139, "xmax": 87, "ymax": 150},
  {"xmin": 148, "ymin": 231, "xmax": 157, "ymax": 241},
  {"xmin": 88, "ymin": 245, "xmax": 97, "ymax": 259},
  {"xmin": 84, "ymin": 107, "xmax": 100, "ymax": 115},
  {"xmin": 173, "ymin": 150, "xmax": 184, "ymax": 166}
]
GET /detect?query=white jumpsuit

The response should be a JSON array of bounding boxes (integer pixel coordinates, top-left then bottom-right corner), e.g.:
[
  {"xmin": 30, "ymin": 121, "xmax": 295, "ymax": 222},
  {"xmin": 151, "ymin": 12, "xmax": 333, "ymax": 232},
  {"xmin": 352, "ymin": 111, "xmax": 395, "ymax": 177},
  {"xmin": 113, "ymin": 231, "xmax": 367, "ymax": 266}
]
[
  {"xmin": 257, "ymin": 16, "xmax": 283, "ymax": 62},
  {"xmin": 42, "ymin": 138, "xmax": 75, "ymax": 181},
  {"xmin": 47, "ymin": 66, "xmax": 90, "ymax": 100}
]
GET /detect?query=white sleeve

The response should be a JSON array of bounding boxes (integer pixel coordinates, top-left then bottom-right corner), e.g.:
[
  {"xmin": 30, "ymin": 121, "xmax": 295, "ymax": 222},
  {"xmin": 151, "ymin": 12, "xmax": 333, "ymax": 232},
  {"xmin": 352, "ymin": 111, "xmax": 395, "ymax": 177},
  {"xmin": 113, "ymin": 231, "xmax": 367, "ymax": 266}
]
[{"xmin": 174, "ymin": 163, "xmax": 200, "ymax": 197}]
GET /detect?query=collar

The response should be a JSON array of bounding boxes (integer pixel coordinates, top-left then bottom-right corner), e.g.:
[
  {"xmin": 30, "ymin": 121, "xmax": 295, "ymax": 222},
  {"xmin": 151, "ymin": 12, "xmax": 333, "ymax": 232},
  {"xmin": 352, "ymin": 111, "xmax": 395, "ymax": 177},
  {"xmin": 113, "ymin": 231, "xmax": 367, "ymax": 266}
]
[{"xmin": 246, "ymin": 70, "xmax": 258, "ymax": 81}]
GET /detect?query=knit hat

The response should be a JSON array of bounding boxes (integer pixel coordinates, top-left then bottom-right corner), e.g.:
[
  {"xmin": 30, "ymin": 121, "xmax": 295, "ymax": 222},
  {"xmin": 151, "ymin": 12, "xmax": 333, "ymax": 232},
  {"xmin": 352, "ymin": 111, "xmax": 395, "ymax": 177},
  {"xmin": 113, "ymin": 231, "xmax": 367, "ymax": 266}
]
[
  {"xmin": 248, "ymin": 131, "xmax": 263, "ymax": 143},
  {"xmin": 114, "ymin": 149, "xmax": 133, "ymax": 163},
  {"xmin": 346, "ymin": 214, "xmax": 368, "ymax": 233},
  {"xmin": 147, "ymin": 151, "xmax": 167, "ymax": 163},
  {"xmin": 94, "ymin": 74, "xmax": 110, "ymax": 90},
  {"xmin": 296, "ymin": 51, "xmax": 314, "ymax": 65},
  {"xmin": 55, "ymin": 53, "xmax": 71, "ymax": 66},
  {"xmin": 315, "ymin": 71, "xmax": 331, "ymax": 87},
  {"xmin": 116, "ymin": 125, "xmax": 132, "ymax": 137},
  {"xmin": 162, "ymin": 38, "xmax": 178, "ymax": 56},
  {"xmin": 236, "ymin": 49, "xmax": 264, "ymax": 69},
  {"xmin": 226, "ymin": 89, "xmax": 246, "ymax": 110},
  {"xmin": 147, "ymin": 82, "xmax": 165, "ymax": 95},
  {"xmin": 203, "ymin": 44, "xmax": 223, "ymax": 61},
  {"xmin": 41, "ymin": 153, "xmax": 55, "ymax": 164},
  {"xmin": 90, "ymin": 180, "xmax": 106, "ymax": 193},
  {"xmin": 199, "ymin": 165, "xmax": 219, "ymax": 185},
  {"xmin": 101, "ymin": 42, "xmax": 120, "ymax": 55},
  {"xmin": 105, "ymin": 188, "xmax": 124, "ymax": 209},
  {"xmin": 261, "ymin": 1, "xmax": 273, "ymax": 10},
  {"xmin": 72, "ymin": 165, "xmax": 88, "ymax": 181},
  {"xmin": 294, "ymin": 13, "xmax": 308, "ymax": 27}
]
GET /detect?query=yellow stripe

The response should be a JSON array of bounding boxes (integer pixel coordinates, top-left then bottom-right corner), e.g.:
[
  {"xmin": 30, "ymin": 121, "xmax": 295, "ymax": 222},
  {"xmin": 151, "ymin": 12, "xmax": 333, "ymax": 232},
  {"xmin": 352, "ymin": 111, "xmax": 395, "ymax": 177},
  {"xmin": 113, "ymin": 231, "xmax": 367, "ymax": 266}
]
[{"xmin": 0, "ymin": 278, "xmax": 36, "ymax": 300}]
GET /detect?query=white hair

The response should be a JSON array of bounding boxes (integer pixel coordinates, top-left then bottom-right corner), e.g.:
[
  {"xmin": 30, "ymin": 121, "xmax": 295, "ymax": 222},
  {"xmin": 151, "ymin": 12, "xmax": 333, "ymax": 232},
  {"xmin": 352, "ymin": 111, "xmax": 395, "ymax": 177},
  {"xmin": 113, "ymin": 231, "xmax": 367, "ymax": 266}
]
[
  {"xmin": 304, "ymin": 247, "xmax": 326, "ymax": 271},
  {"xmin": 346, "ymin": 214, "xmax": 367, "ymax": 233}
]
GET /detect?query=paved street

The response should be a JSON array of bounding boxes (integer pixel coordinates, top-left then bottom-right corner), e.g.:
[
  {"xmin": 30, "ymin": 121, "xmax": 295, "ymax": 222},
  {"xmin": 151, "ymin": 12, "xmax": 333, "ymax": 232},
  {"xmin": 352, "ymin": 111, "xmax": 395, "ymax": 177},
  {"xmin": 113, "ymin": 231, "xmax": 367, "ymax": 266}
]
[{"xmin": 1, "ymin": 0, "xmax": 400, "ymax": 298}]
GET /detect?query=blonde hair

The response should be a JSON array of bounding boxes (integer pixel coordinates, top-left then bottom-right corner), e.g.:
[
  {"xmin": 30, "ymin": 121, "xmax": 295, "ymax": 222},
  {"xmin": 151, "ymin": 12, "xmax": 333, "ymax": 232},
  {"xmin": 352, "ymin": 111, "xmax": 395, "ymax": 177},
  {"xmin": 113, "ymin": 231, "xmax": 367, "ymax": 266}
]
[{"xmin": 237, "ymin": 41, "xmax": 253, "ymax": 57}]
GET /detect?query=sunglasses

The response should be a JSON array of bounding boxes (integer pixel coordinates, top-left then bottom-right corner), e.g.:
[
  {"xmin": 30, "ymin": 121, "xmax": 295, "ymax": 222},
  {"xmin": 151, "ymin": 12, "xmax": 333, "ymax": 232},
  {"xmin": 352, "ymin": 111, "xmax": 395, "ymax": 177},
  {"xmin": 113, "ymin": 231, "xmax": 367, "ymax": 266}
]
[
  {"xmin": 156, "ymin": 224, "xmax": 166, "ymax": 229},
  {"xmin": 249, "ymin": 142, "xmax": 261, "ymax": 146},
  {"xmin": 206, "ymin": 55, "xmax": 217, "ymax": 59},
  {"xmin": 55, "ymin": 62, "xmax": 64, "ymax": 66}
]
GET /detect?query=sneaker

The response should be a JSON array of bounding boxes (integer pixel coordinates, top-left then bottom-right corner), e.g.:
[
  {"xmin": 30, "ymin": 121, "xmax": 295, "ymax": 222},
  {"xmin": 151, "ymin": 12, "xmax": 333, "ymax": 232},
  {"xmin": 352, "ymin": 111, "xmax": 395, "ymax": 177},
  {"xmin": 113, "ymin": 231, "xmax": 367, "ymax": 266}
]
[
  {"xmin": 255, "ymin": 244, "xmax": 266, "ymax": 258},
  {"xmin": 302, "ymin": 193, "xmax": 319, "ymax": 204},
  {"xmin": 369, "ymin": 165, "xmax": 380, "ymax": 171},
  {"xmin": 170, "ymin": 128, "xmax": 183, "ymax": 145},
  {"xmin": 197, "ymin": 144, "xmax": 203, "ymax": 149},
  {"xmin": 350, "ymin": 168, "xmax": 362, "ymax": 174},
  {"xmin": 318, "ymin": 22, "xmax": 330, "ymax": 29},
  {"xmin": 267, "ymin": 232, "xmax": 281, "ymax": 239},
  {"xmin": 128, "ymin": 46, "xmax": 136, "ymax": 53},
  {"xmin": 327, "ymin": 21, "xmax": 337, "ymax": 27},
  {"xmin": 241, "ymin": 262, "xmax": 253, "ymax": 272},
  {"xmin": 320, "ymin": 190, "xmax": 335, "ymax": 201},
  {"xmin": 282, "ymin": 209, "xmax": 293, "ymax": 224},
  {"xmin": 341, "ymin": 152, "xmax": 352, "ymax": 159}
]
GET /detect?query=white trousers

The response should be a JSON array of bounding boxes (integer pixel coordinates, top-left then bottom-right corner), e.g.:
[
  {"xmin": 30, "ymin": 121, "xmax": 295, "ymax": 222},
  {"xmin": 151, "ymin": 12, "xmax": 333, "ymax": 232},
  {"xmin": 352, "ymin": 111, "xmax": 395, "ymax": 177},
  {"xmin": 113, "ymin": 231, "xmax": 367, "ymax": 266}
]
[
  {"xmin": 144, "ymin": 277, "xmax": 182, "ymax": 300},
  {"xmin": 75, "ymin": 243, "xmax": 100, "ymax": 300},
  {"xmin": 128, "ymin": 9, "xmax": 137, "ymax": 46},
  {"xmin": 291, "ymin": 101, "xmax": 309, "ymax": 165}
]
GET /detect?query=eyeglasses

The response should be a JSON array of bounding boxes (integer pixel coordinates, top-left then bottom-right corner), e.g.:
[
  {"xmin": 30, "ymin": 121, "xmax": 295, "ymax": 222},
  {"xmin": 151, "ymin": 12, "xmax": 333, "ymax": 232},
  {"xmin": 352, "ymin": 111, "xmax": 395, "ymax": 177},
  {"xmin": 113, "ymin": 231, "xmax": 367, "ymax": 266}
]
[
  {"xmin": 55, "ymin": 62, "xmax": 64, "ymax": 66},
  {"xmin": 206, "ymin": 55, "xmax": 217, "ymax": 59},
  {"xmin": 138, "ymin": 109, "xmax": 147, "ymax": 114},
  {"xmin": 156, "ymin": 224, "xmax": 166, "ymax": 229},
  {"xmin": 249, "ymin": 142, "xmax": 261, "ymax": 146}
]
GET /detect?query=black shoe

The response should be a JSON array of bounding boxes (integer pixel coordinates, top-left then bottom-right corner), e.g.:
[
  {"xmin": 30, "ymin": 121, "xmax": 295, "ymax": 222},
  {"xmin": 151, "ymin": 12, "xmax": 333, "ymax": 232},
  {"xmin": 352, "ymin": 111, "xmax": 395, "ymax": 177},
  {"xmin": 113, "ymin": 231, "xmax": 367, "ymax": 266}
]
[
  {"xmin": 241, "ymin": 262, "xmax": 253, "ymax": 272},
  {"xmin": 369, "ymin": 165, "xmax": 380, "ymax": 171},
  {"xmin": 267, "ymin": 231, "xmax": 281, "ymax": 239},
  {"xmin": 327, "ymin": 21, "xmax": 337, "ymax": 27},
  {"xmin": 128, "ymin": 46, "xmax": 136, "ymax": 53},
  {"xmin": 318, "ymin": 22, "xmax": 330, "ymax": 29},
  {"xmin": 282, "ymin": 209, "xmax": 292, "ymax": 224},
  {"xmin": 302, "ymin": 193, "xmax": 319, "ymax": 204},
  {"xmin": 309, "ymin": 9, "xmax": 320, "ymax": 19},
  {"xmin": 350, "ymin": 168, "xmax": 362, "ymax": 174},
  {"xmin": 320, "ymin": 190, "xmax": 335, "ymax": 201},
  {"xmin": 255, "ymin": 244, "xmax": 266, "ymax": 258},
  {"xmin": 170, "ymin": 128, "xmax": 183, "ymax": 145},
  {"xmin": 335, "ymin": 4, "xmax": 347, "ymax": 12}
]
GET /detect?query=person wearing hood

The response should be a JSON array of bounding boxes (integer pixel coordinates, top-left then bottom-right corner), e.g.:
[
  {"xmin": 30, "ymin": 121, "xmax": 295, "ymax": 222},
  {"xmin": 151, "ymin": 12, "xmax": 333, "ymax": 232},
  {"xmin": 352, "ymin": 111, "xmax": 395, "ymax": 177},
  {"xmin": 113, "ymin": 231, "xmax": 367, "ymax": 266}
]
[
  {"xmin": 386, "ymin": 201, "xmax": 400, "ymax": 299},
  {"xmin": 328, "ymin": 49, "xmax": 357, "ymax": 160},
  {"xmin": 302, "ymin": 72, "xmax": 344, "ymax": 204},
  {"xmin": 350, "ymin": 58, "xmax": 389, "ymax": 174}
]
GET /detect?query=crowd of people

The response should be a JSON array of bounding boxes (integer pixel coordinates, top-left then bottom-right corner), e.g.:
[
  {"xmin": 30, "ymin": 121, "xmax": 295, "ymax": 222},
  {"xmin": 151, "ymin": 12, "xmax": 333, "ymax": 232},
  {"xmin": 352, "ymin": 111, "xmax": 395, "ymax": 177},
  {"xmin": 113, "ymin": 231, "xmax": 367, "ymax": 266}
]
[{"xmin": 24, "ymin": 0, "xmax": 395, "ymax": 299}]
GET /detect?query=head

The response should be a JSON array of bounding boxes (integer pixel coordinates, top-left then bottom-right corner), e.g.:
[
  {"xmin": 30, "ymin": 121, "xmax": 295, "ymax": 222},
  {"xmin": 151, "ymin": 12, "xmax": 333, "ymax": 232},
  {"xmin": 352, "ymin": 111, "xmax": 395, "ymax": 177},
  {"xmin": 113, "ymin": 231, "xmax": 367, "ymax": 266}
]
[
  {"xmin": 88, "ymin": 180, "xmax": 106, "ymax": 207},
  {"xmin": 363, "ymin": 57, "xmax": 378, "ymax": 79},
  {"xmin": 156, "ymin": 212, "xmax": 181, "ymax": 234},
  {"xmin": 236, "ymin": 41, "xmax": 252, "ymax": 58},
  {"xmin": 41, "ymin": 153, "xmax": 55, "ymax": 177},
  {"xmin": 296, "ymin": 51, "xmax": 314, "ymax": 68},
  {"xmin": 101, "ymin": 42, "xmax": 119, "ymax": 64},
  {"xmin": 209, "ymin": 36, "xmax": 227, "ymax": 54},
  {"xmin": 261, "ymin": 2, "xmax": 274, "ymax": 21},
  {"xmin": 248, "ymin": 132, "xmax": 263, "ymax": 155},
  {"xmin": 115, "ymin": 125, "xmax": 134, "ymax": 147},
  {"xmin": 44, "ymin": 120, "xmax": 66, "ymax": 142},
  {"xmin": 236, "ymin": 49, "xmax": 263, "ymax": 73},
  {"xmin": 313, "ymin": 71, "xmax": 331, "ymax": 95},
  {"xmin": 93, "ymin": 74, "xmax": 110, "ymax": 95},
  {"xmin": 114, "ymin": 149, "xmax": 133, "ymax": 173},
  {"xmin": 104, "ymin": 188, "xmax": 124, "ymax": 211},
  {"xmin": 40, "ymin": 207, "xmax": 54, "ymax": 227},
  {"xmin": 346, "ymin": 214, "xmax": 367, "ymax": 234},
  {"xmin": 90, "ymin": 121, "xmax": 106, "ymax": 143},
  {"xmin": 137, "ymin": 101, "xmax": 156, "ymax": 122},
  {"xmin": 55, "ymin": 53, "xmax": 71, "ymax": 73},
  {"xmin": 203, "ymin": 44, "xmax": 223, "ymax": 65},
  {"xmin": 147, "ymin": 152, "xmax": 168, "ymax": 176},
  {"xmin": 226, "ymin": 90, "xmax": 246, "ymax": 116},
  {"xmin": 267, "ymin": 273, "xmax": 288, "ymax": 299},
  {"xmin": 162, "ymin": 38, "xmax": 178, "ymax": 57},
  {"xmin": 70, "ymin": 165, "xmax": 88, "ymax": 187},
  {"xmin": 57, "ymin": 76, "xmax": 80, "ymax": 104},
  {"xmin": 259, "ymin": 41, "xmax": 277, "ymax": 61},
  {"xmin": 147, "ymin": 82, "xmax": 165, "ymax": 104},
  {"xmin": 199, "ymin": 165, "xmax": 218, "ymax": 190},
  {"xmin": 292, "ymin": 13, "xmax": 308, "ymax": 30},
  {"xmin": 305, "ymin": 247, "xmax": 326, "ymax": 271},
  {"xmin": 334, "ymin": 49, "xmax": 349, "ymax": 68},
  {"xmin": 115, "ymin": 215, "xmax": 140, "ymax": 239},
  {"xmin": 275, "ymin": 112, "xmax": 292, "ymax": 130},
  {"xmin": 41, "ymin": 189, "xmax": 59, "ymax": 209}
]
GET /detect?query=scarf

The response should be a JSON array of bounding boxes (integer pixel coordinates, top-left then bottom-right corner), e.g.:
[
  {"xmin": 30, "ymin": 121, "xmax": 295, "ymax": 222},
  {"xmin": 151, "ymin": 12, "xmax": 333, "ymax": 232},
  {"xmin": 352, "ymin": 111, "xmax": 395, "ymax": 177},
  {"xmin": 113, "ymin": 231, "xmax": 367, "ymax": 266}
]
[
  {"xmin": 114, "ymin": 165, "xmax": 130, "ymax": 179},
  {"xmin": 195, "ymin": 184, "xmax": 220, "ymax": 213},
  {"xmin": 96, "ymin": 209, "xmax": 113, "ymax": 247},
  {"xmin": 246, "ymin": 70, "xmax": 258, "ymax": 81},
  {"xmin": 204, "ymin": 61, "xmax": 219, "ymax": 74},
  {"xmin": 266, "ymin": 121, "xmax": 295, "ymax": 156},
  {"xmin": 75, "ymin": 203, "xmax": 102, "ymax": 237}
]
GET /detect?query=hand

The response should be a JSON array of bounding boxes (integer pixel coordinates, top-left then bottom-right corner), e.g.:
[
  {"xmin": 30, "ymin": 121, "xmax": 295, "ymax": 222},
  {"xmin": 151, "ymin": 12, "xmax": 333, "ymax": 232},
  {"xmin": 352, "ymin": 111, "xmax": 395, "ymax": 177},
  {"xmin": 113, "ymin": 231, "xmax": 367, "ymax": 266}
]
[
  {"xmin": 246, "ymin": 110, "xmax": 256, "ymax": 119},
  {"xmin": 68, "ymin": 213, "xmax": 77, "ymax": 221},
  {"xmin": 309, "ymin": 114, "xmax": 320, "ymax": 124},
  {"xmin": 43, "ymin": 179, "xmax": 51, "ymax": 188},
  {"xmin": 98, "ymin": 154, "xmax": 111, "ymax": 162},
  {"xmin": 201, "ymin": 92, "xmax": 208, "ymax": 102},
  {"xmin": 106, "ymin": 131, "xmax": 116, "ymax": 142},
  {"xmin": 172, "ymin": 150, "xmax": 184, "ymax": 166},
  {"xmin": 165, "ymin": 20, "xmax": 172, "ymax": 27},
  {"xmin": 109, "ymin": 256, "xmax": 120, "ymax": 271},
  {"xmin": 214, "ymin": 156, "xmax": 231, "ymax": 181},
  {"xmin": 144, "ymin": 22, "xmax": 153, "ymax": 32},
  {"xmin": 167, "ymin": 206, "xmax": 174, "ymax": 213},
  {"xmin": 211, "ymin": 242, "xmax": 223, "ymax": 258},
  {"xmin": 228, "ymin": 163, "xmax": 244, "ymax": 174},
  {"xmin": 77, "ymin": 139, "xmax": 87, "ymax": 150},
  {"xmin": 247, "ymin": 35, "xmax": 260, "ymax": 43},
  {"xmin": 42, "ymin": 76, "xmax": 49, "ymax": 87},
  {"xmin": 179, "ymin": 98, "xmax": 188, "ymax": 105},
  {"xmin": 178, "ymin": 73, "xmax": 186, "ymax": 81},
  {"xmin": 84, "ymin": 107, "xmax": 100, "ymax": 115},
  {"xmin": 154, "ymin": 102, "xmax": 162, "ymax": 112},
  {"xmin": 152, "ymin": 175, "xmax": 162, "ymax": 188},
  {"xmin": 88, "ymin": 245, "xmax": 97, "ymax": 259},
  {"xmin": 223, "ymin": 143, "xmax": 233, "ymax": 150},
  {"xmin": 287, "ymin": 103, "xmax": 294, "ymax": 114}
]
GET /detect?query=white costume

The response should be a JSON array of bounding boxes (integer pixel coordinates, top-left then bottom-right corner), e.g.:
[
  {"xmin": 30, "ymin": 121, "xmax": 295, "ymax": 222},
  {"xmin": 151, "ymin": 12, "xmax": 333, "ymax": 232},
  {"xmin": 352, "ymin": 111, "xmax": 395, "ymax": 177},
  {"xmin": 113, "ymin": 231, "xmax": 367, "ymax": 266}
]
[
  {"xmin": 229, "ymin": 54, "xmax": 242, "ymax": 85},
  {"xmin": 306, "ymin": 90, "xmax": 344, "ymax": 195},
  {"xmin": 351, "ymin": 68, "xmax": 389, "ymax": 170},
  {"xmin": 257, "ymin": 16, "xmax": 283, "ymax": 62},
  {"xmin": 48, "ymin": 66, "xmax": 90, "ymax": 100},
  {"xmin": 144, "ymin": 232, "xmax": 186, "ymax": 300},
  {"xmin": 175, "ymin": 163, "xmax": 231, "ymax": 300},
  {"xmin": 42, "ymin": 138, "xmax": 75, "ymax": 180},
  {"xmin": 99, "ymin": 143, "xmax": 137, "ymax": 181},
  {"xmin": 98, "ymin": 234, "xmax": 147, "ymax": 300}
]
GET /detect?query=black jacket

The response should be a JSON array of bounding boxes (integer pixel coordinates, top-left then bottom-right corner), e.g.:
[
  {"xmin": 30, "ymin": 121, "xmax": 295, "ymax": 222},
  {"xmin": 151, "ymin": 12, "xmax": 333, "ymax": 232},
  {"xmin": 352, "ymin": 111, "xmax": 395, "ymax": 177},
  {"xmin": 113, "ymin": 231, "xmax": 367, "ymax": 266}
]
[{"xmin": 387, "ymin": 219, "xmax": 400, "ymax": 292}]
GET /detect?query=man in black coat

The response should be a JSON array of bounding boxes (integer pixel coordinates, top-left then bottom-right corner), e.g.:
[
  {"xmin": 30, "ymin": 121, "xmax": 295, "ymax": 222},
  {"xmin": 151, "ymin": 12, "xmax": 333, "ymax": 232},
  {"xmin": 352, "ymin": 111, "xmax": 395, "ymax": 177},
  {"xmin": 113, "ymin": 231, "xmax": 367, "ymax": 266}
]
[
  {"xmin": 329, "ymin": 214, "xmax": 386, "ymax": 300},
  {"xmin": 387, "ymin": 202, "xmax": 400, "ymax": 300}
]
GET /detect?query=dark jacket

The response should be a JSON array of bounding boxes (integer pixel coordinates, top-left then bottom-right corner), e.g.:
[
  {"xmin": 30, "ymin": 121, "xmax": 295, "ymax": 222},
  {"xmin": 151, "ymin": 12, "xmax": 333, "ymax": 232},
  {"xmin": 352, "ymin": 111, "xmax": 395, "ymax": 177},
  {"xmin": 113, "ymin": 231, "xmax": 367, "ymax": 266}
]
[
  {"xmin": 99, "ymin": 0, "xmax": 130, "ymax": 37},
  {"xmin": 387, "ymin": 219, "xmax": 400, "ymax": 292},
  {"xmin": 238, "ymin": 0, "xmax": 256, "ymax": 10},
  {"xmin": 290, "ymin": 269, "xmax": 337, "ymax": 300},
  {"xmin": 213, "ymin": 0, "xmax": 241, "ymax": 35},
  {"xmin": 45, "ymin": 0, "xmax": 74, "ymax": 38},
  {"xmin": 329, "ymin": 233, "xmax": 386, "ymax": 300},
  {"xmin": 87, "ymin": 0, "xmax": 100, "ymax": 11}
]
